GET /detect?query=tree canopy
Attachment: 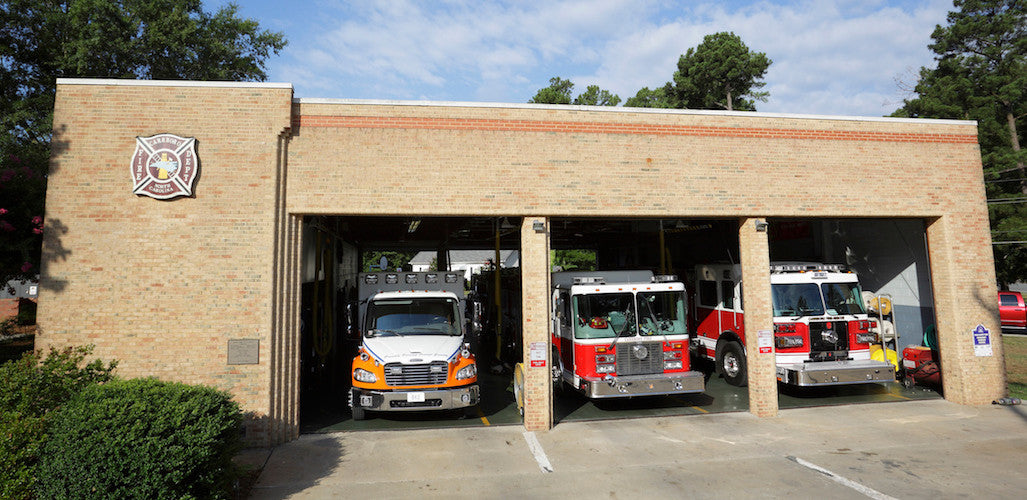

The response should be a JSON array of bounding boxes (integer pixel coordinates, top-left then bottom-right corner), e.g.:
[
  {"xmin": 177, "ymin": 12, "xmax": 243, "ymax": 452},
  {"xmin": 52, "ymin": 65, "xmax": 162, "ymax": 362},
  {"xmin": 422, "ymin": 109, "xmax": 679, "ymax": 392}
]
[
  {"xmin": 531, "ymin": 32, "xmax": 771, "ymax": 112},
  {"xmin": 893, "ymin": 0, "xmax": 1026, "ymax": 286},
  {"xmin": 0, "ymin": 0, "xmax": 287, "ymax": 288},
  {"xmin": 664, "ymin": 32, "xmax": 771, "ymax": 111},
  {"xmin": 529, "ymin": 77, "xmax": 621, "ymax": 106}
]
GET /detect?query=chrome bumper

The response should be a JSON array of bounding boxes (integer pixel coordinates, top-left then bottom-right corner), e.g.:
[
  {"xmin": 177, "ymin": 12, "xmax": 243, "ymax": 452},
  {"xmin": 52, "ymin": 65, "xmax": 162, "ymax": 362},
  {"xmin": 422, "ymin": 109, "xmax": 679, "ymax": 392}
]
[
  {"xmin": 777, "ymin": 359, "xmax": 896, "ymax": 387},
  {"xmin": 579, "ymin": 371, "xmax": 705, "ymax": 398},
  {"xmin": 351, "ymin": 385, "xmax": 479, "ymax": 412}
]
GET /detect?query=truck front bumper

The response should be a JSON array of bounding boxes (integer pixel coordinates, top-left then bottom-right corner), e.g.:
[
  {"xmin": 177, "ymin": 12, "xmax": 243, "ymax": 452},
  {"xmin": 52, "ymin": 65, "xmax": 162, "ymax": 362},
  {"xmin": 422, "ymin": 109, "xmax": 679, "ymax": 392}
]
[
  {"xmin": 777, "ymin": 359, "xmax": 896, "ymax": 387},
  {"xmin": 350, "ymin": 385, "xmax": 479, "ymax": 412},
  {"xmin": 579, "ymin": 371, "xmax": 705, "ymax": 398}
]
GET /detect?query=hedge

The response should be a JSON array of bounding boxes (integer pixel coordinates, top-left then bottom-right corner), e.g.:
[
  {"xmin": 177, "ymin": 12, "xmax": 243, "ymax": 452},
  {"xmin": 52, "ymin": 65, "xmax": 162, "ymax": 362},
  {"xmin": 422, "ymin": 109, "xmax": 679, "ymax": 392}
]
[{"xmin": 37, "ymin": 377, "xmax": 243, "ymax": 500}]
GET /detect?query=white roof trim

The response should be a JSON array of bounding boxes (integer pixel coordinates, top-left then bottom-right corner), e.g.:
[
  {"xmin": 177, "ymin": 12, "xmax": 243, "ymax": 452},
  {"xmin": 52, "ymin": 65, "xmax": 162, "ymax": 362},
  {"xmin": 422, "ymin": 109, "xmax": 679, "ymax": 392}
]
[
  {"xmin": 294, "ymin": 97, "xmax": 976, "ymax": 126},
  {"xmin": 56, "ymin": 78, "xmax": 293, "ymax": 90}
]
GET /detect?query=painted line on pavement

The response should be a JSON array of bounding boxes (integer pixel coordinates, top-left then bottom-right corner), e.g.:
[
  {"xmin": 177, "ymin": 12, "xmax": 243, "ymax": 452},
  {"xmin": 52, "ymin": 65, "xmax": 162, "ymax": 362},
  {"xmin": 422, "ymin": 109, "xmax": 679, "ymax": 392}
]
[
  {"xmin": 476, "ymin": 406, "xmax": 491, "ymax": 426},
  {"xmin": 691, "ymin": 406, "xmax": 709, "ymax": 413},
  {"xmin": 787, "ymin": 456, "xmax": 897, "ymax": 500},
  {"xmin": 523, "ymin": 431, "xmax": 554, "ymax": 473}
]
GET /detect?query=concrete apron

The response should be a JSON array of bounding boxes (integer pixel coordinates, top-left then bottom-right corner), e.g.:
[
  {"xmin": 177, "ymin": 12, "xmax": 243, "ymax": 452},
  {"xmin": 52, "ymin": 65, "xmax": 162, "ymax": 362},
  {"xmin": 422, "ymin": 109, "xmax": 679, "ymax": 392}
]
[{"xmin": 249, "ymin": 399, "xmax": 1027, "ymax": 499}]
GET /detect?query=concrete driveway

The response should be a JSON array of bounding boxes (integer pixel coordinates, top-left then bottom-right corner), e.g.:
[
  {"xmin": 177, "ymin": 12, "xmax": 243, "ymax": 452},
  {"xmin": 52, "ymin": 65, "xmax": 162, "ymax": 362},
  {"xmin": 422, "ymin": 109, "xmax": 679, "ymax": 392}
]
[{"xmin": 248, "ymin": 399, "xmax": 1027, "ymax": 499}]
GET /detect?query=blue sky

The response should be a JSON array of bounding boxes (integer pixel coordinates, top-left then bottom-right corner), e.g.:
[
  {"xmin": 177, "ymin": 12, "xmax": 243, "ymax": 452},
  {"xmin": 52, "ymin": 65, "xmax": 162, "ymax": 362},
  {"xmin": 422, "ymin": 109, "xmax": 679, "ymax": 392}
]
[{"xmin": 202, "ymin": 0, "xmax": 954, "ymax": 117}]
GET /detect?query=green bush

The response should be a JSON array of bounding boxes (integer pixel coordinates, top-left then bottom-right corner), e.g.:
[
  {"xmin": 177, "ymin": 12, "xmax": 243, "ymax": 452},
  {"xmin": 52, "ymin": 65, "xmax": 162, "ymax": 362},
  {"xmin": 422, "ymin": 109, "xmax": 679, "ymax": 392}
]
[
  {"xmin": 0, "ymin": 346, "xmax": 116, "ymax": 499},
  {"xmin": 37, "ymin": 378, "xmax": 243, "ymax": 500}
]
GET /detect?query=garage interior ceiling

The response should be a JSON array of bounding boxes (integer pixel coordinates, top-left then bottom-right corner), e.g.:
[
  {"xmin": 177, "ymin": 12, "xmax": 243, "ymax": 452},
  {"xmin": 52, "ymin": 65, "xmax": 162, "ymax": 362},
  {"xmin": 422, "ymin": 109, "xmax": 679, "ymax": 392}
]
[{"xmin": 324, "ymin": 216, "xmax": 728, "ymax": 251}]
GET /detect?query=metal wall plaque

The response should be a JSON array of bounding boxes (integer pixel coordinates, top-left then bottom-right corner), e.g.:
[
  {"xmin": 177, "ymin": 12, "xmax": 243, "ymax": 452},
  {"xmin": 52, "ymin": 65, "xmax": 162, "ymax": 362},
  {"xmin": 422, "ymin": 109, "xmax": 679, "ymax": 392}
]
[{"xmin": 227, "ymin": 339, "xmax": 260, "ymax": 365}]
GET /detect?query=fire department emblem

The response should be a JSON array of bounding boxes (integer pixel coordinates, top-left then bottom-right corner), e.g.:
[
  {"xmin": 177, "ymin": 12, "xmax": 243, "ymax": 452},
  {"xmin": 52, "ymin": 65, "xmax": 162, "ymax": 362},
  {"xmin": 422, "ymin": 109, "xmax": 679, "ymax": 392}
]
[{"xmin": 130, "ymin": 134, "xmax": 199, "ymax": 199}]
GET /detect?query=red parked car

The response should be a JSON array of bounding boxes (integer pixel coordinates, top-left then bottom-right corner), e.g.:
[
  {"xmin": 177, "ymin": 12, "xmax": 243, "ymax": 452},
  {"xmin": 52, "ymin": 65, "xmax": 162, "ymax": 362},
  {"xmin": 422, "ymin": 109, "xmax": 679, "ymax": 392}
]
[{"xmin": 998, "ymin": 291, "xmax": 1027, "ymax": 333}]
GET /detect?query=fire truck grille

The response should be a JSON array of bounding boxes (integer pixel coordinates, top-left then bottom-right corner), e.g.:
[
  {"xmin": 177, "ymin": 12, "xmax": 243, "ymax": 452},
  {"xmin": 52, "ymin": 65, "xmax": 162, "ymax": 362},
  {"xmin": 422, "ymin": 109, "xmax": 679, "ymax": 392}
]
[
  {"xmin": 616, "ymin": 342, "xmax": 663, "ymax": 375},
  {"xmin": 809, "ymin": 321, "xmax": 849, "ymax": 353},
  {"xmin": 384, "ymin": 362, "xmax": 448, "ymax": 386}
]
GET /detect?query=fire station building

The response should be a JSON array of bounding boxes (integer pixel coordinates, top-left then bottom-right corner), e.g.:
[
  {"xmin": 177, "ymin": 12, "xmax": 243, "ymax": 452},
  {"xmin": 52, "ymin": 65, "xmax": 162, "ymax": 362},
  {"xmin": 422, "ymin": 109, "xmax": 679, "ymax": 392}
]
[{"xmin": 38, "ymin": 79, "xmax": 1005, "ymax": 446}]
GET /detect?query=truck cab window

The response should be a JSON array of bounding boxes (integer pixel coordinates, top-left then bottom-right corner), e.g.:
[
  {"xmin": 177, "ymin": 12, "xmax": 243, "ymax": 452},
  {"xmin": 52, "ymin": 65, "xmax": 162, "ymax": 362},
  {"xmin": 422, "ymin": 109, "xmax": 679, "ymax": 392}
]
[
  {"xmin": 721, "ymin": 280, "xmax": 735, "ymax": 310},
  {"xmin": 699, "ymin": 280, "xmax": 718, "ymax": 307}
]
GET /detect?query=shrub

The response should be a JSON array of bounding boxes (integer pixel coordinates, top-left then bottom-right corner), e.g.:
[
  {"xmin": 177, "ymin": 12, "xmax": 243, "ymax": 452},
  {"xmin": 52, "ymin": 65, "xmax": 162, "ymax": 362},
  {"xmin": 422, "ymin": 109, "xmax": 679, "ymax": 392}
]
[
  {"xmin": 0, "ymin": 346, "xmax": 116, "ymax": 499},
  {"xmin": 37, "ymin": 378, "xmax": 243, "ymax": 500}
]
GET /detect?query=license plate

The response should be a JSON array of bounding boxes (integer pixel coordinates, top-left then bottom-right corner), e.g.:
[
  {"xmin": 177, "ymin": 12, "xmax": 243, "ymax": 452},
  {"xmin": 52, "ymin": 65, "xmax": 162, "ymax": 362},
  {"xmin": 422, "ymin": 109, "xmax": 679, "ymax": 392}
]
[{"xmin": 407, "ymin": 392, "xmax": 425, "ymax": 403}]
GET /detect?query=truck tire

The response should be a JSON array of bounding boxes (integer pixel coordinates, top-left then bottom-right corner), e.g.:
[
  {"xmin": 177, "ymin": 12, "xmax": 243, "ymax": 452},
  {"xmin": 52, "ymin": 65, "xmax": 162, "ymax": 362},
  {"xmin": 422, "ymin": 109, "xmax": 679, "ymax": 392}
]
[
  {"xmin": 717, "ymin": 341, "xmax": 748, "ymax": 387},
  {"xmin": 351, "ymin": 407, "xmax": 366, "ymax": 421}
]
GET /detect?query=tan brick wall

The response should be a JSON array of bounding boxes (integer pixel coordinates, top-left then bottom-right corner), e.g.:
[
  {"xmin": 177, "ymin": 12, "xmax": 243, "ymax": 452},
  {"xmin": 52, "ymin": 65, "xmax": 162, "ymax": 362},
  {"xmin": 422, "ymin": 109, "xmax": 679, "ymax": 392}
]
[
  {"xmin": 41, "ymin": 80, "xmax": 293, "ymax": 445},
  {"xmin": 41, "ymin": 85, "xmax": 1003, "ymax": 444},
  {"xmin": 738, "ymin": 218, "xmax": 777, "ymax": 417},
  {"xmin": 519, "ymin": 217, "xmax": 552, "ymax": 430},
  {"xmin": 286, "ymin": 101, "xmax": 1002, "ymax": 416}
]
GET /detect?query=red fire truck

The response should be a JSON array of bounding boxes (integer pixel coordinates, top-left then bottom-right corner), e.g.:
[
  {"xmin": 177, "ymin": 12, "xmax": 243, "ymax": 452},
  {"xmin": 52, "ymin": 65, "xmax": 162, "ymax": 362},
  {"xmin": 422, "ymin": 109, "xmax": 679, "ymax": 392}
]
[
  {"xmin": 550, "ymin": 271, "xmax": 705, "ymax": 398},
  {"xmin": 692, "ymin": 263, "xmax": 895, "ymax": 387}
]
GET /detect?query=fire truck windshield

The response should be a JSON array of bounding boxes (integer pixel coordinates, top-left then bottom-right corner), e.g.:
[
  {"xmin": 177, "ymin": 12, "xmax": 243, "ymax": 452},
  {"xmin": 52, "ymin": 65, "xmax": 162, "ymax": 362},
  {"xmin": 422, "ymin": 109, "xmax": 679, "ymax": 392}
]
[
  {"xmin": 573, "ymin": 293, "xmax": 636, "ymax": 339},
  {"xmin": 772, "ymin": 283, "xmax": 825, "ymax": 317},
  {"xmin": 772, "ymin": 282, "xmax": 867, "ymax": 318},
  {"xmin": 822, "ymin": 282, "xmax": 866, "ymax": 315},
  {"xmin": 365, "ymin": 298, "xmax": 460, "ymax": 337},
  {"xmin": 637, "ymin": 291, "xmax": 688, "ymax": 336}
]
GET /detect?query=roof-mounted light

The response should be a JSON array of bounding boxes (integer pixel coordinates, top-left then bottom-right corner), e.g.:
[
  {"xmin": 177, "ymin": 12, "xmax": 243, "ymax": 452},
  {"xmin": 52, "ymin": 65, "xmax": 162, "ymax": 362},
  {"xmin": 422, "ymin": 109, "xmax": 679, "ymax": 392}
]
[
  {"xmin": 574, "ymin": 276, "xmax": 605, "ymax": 285},
  {"xmin": 652, "ymin": 275, "xmax": 678, "ymax": 283},
  {"xmin": 770, "ymin": 263, "xmax": 849, "ymax": 273}
]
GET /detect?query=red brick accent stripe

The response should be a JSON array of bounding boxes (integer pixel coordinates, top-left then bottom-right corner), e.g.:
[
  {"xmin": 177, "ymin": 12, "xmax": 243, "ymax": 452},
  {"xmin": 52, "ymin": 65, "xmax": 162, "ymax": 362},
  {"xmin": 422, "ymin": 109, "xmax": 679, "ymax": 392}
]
[{"xmin": 292, "ymin": 115, "xmax": 978, "ymax": 144}]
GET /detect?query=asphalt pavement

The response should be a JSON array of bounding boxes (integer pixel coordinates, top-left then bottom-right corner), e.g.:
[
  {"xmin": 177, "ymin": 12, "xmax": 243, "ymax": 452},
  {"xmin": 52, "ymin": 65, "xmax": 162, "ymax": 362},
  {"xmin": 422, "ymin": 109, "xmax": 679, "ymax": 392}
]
[{"xmin": 244, "ymin": 399, "xmax": 1027, "ymax": 499}]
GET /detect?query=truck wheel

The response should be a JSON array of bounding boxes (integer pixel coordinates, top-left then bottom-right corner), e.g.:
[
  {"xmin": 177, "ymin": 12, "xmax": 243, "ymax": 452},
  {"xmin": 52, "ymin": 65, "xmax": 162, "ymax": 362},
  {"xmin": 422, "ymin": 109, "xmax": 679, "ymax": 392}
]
[
  {"xmin": 718, "ymin": 341, "xmax": 748, "ymax": 387},
  {"xmin": 351, "ymin": 407, "xmax": 366, "ymax": 421}
]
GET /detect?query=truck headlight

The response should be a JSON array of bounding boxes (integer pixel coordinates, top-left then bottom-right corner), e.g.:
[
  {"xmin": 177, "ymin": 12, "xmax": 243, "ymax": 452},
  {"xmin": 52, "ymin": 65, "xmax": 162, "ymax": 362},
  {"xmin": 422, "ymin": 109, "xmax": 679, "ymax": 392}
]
[
  {"xmin": 456, "ymin": 363, "xmax": 477, "ymax": 380},
  {"xmin": 664, "ymin": 360, "xmax": 683, "ymax": 370},
  {"xmin": 775, "ymin": 335, "xmax": 804, "ymax": 348},
  {"xmin": 856, "ymin": 333, "xmax": 877, "ymax": 344},
  {"xmin": 354, "ymin": 368, "xmax": 377, "ymax": 383}
]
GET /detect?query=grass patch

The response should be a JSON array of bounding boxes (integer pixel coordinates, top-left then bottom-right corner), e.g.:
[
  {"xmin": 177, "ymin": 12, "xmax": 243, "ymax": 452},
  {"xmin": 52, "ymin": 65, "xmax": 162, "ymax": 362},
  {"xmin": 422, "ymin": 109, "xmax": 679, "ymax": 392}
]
[{"xmin": 1004, "ymin": 336, "xmax": 1027, "ymax": 398}]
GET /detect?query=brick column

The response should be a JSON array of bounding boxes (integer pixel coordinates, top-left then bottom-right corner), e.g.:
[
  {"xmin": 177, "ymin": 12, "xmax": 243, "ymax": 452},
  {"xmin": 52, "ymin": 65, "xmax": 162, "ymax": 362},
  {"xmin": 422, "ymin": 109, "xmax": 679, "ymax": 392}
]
[
  {"xmin": 738, "ymin": 217, "xmax": 778, "ymax": 417},
  {"xmin": 926, "ymin": 216, "xmax": 1006, "ymax": 404},
  {"xmin": 520, "ymin": 216, "xmax": 552, "ymax": 430}
]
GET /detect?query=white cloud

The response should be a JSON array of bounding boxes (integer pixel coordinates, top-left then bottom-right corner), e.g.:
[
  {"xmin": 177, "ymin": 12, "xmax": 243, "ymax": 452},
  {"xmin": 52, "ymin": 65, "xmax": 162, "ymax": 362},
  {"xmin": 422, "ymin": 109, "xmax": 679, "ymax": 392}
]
[{"xmin": 270, "ymin": 0, "xmax": 952, "ymax": 116}]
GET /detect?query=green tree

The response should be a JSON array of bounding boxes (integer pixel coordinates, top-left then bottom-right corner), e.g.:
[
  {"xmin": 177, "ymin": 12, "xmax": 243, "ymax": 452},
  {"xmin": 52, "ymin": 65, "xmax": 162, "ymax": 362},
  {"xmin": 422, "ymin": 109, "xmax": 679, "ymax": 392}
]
[
  {"xmin": 892, "ymin": 0, "xmax": 1026, "ymax": 285},
  {"xmin": 529, "ymin": 77, "xmax": 620, "ymax": 106},
  {"xmin": 551, "ymin": 249, "xmax": 597, "ymax": 271},
  {"xmin": 529, "ymin": 77, "xmax": 574, "ymax": 104},
  {"xmin": 0, "ymin": 0, "xmax": 287, "ymax": 289},
  {"xmin": 665, "ymin": 32, "xmax": 771, "ymax": 111},
  {"xmin": 361, "ymin": 250, "xmax": 418, "ymax": 272},
  {"xmin": 573, "ymin": 85, "xmax": 621, "ymax": 106},
  {"xmin": 625, "ymin": 86, "xmax": 672, "ymax": 108}
]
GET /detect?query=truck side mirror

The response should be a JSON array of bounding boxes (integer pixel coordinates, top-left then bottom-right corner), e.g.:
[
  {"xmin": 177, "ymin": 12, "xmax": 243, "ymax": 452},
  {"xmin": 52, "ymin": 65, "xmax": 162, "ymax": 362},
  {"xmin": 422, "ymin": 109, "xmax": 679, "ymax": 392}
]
[{"xmin": 346, "ymin": 303, "xmax": 358, "ymax": 339}]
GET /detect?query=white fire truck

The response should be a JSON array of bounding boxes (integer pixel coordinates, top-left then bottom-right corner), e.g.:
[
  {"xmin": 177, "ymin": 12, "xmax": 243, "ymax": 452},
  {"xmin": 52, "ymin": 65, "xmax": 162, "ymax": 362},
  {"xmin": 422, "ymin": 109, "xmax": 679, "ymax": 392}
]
[
  {"xmin": 550, "ymin": 271, "xmax": 705, "ymax": 398},
  {"xmin": 349, "ymin": 272, "xmax": 478, "ymax": 420},
  {"xmin": 692, "ymin": 263, "xmax": 895, "ymax": 387}
]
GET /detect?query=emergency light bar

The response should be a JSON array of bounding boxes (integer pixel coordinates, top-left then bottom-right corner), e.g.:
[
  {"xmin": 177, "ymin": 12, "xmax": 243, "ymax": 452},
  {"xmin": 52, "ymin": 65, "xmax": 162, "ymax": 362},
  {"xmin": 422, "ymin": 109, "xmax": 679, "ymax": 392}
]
[
  {"xmin": 652, "ymin": 275, "xmax": 679, "ymax": 283},
  {"xmin": 574, "ymin": 276, "xmax": 606, "ymax": 285},
  {"xmin": 770, "ymin": 263, "xmax": 849, "ymax": 273}
]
